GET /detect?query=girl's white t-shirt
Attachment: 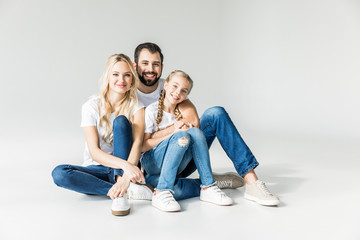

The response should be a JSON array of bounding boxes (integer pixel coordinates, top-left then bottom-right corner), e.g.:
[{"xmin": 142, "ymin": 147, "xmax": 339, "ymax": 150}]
[
  {"xmin": 145, "ymin": 101, "xmax": 175, "ymax": 134},
  {"xmin": 80, "ymin": 96, "xmax": 144, "ymax": 167}
]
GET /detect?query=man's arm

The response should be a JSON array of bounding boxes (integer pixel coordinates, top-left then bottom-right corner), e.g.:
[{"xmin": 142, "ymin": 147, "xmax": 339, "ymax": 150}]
[
  {"xmin": 151, "ymin": 99, "xmax": 200, "ymax": 139},
  {"xmin": 177, "ymin": 99, "xmax": 200, "ymax": 127}
]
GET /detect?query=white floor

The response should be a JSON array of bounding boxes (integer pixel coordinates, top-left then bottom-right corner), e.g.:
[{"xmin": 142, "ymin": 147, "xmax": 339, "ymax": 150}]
[{"xmin": 1, "ymin": 133, "xmax": 359, "ymax": 240}]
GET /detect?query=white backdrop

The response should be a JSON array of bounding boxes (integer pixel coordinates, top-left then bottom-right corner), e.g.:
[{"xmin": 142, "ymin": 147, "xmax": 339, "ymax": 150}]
[{"xmin": 1, "ymin": 0, "xmax": 359, "ymax": 161}]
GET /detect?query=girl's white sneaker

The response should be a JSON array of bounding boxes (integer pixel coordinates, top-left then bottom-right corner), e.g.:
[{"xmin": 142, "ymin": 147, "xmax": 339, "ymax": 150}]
[
  {"xmin": 200, "ymin": 185, "xmax": 233, "ymax": 206},
  {"xmin": 152, "ymin": 191, "xmax": 181, "ymax": 212}
]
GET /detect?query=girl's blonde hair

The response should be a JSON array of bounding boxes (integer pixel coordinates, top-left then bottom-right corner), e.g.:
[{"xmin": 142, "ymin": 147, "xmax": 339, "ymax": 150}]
[
  {"xmin": 155, "ymin": 70, "xmax": 193, "ymax": 131},
  {"xmin": 98, "ymin": 53, "xmax": 139, "ymax": 144}
]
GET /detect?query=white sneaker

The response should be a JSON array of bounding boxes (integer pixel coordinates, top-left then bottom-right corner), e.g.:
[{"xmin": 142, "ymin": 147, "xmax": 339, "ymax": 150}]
[
  {"xmin": 127, "ymin": 182, "xmax": 154, "ymax": 200},
  {"xmin": 152, "ymin": 191, "xmax": 181, "ymax": 212},
  {"xmin": 244, "ymin": 180, "xmax": 280, "ymax": 206},
  {"xmin": 213, "ymin": 172, "xmax": 245, "ymax": 189},
  {"xmin": 200, "ymin": 185, "xmax": 233, "ymax": 206},
  {"xmin": 111, "ymin": 193, "xmax": 130, "ymax": 216}
]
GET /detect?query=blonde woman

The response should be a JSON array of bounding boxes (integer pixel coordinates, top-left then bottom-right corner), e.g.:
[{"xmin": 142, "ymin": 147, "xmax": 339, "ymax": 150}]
[
  {"xmin": 52, "ymin": 54, "xmax": 153, "ymax": 216},
  {"xmin": 141, "ymin": 70, "xmax": 233, "ymax": 212}
]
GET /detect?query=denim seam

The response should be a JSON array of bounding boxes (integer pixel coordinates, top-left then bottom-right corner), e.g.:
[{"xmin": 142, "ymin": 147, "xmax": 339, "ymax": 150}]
[
  {"xmin": 191, "ymin": 142, "xmax": 211, "ymax": 186},
  {"xmin": 239, "ymin": 161, "xmax": 259, "ymax": 178}
]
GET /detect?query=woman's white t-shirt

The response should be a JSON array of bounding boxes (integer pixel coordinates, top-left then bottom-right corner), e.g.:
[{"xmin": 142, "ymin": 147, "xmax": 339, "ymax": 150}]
[
  {"xmin": 80, "ymin": 96, "xmax": 144, "ymax": 167},
  {"xmin": 144, "ymin": 101, "xmax": 176, "ymax": 134}
]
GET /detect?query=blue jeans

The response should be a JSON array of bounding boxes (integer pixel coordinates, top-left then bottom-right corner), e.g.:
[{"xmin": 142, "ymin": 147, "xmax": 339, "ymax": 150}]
[
  {"xmin": 147, "ymin": 106, "xmax": 259, "ymax": 200},
  {"xmin": 51, "ymin": 116, "xmax": 133, "ymax": 195},
  {"xmin": 142, "ymin": 128, "xmax": 215, "ymax": 196}
]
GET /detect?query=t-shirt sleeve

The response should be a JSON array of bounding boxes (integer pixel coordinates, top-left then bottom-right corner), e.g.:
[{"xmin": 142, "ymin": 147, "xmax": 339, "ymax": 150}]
[
  {"xmin": 80, "ymin": 100, "xmax": 98, "ymax": 127},
  {"xmin": 144, "ymin": 106, "xmax": 156, "ymax": 134},
  {"xmin": 133, "ymin": 99, "xmax": 145, "ymax": 115}
]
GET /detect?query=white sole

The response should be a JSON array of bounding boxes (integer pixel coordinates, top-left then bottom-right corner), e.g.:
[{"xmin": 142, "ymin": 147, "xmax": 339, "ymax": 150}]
[
  {"xmin": 152, "ymin": 204, "xmax": 181, "ymax": 212},
  {"xmin": 244, "ymin": 193, "xmax": 280, "ymax": 206},
  {"xmin": 200, "ymin": 198, "xmax": 233, "ymax": 206}
]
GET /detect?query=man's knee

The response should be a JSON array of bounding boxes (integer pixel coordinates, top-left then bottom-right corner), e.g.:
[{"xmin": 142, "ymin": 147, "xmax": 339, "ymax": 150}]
[{"xmin": 204, "ymin": 106, "xmax": 227, "ymax": 117}]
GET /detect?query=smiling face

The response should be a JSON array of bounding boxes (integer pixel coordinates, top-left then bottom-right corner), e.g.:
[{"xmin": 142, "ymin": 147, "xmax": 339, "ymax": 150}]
[
  {"xmin": 163, "ymin": 74, "xmax": 191, "ymax": 106},
  {"xmin": 108, "ymin": 61, "xmax": 133, "ymax": 95},
  {"xmin": 136, "ymin": 49, "xmax": 163, "ymax": 87}
]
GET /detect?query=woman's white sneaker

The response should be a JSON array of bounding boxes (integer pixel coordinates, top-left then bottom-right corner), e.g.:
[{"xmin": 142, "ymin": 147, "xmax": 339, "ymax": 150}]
[
  {"xmin": 244, "ymin": 180, "xmax": 280, "ymax": 206},
  {"xmin": 152, "ymin": 191, "xmax": 181, "ymax": 212},
  {"xmin": 127, "ymin": 182, "xmax": 154, "ymax": 200},
  {"xmin": 200, "ymin": 185, "xmax": 233, "ymax": 206},
  {"xmin": 111, "ymin": 193, "xmax": 130, "ymax": 216}
]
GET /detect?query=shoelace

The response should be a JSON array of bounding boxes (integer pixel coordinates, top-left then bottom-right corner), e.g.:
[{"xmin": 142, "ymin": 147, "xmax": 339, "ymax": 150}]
[
  {"xmin": 256, "ymin": 181, "xmax": 273, "ymax": 196},
  {"xmin": 216, "ymin": 180, "xmax": 232, "ymax": 189},
  {"xmin": 128, "ymin": 188, "xmax": 148, "ymax": 200}
]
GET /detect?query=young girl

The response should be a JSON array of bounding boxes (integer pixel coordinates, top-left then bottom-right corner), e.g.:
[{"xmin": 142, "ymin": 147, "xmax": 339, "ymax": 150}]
[
  {"xmin": 52, "ymin": 54, "xmax": 153, "ymax": 216},
  {"xmin": 141, "ymin": 70, "xmax": 233, "ymax": 212}
]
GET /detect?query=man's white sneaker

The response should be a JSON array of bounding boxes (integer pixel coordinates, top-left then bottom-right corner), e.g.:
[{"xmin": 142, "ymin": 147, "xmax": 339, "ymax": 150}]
[
  {"xmin": 111, "ymin": 193, "xmax": 130, "ymax": 216},
  {"xmin": 200, "ymin": 185, "xmax": 233, "ymax": 206},
  {"xmin": 152, "ymin": 191, "xmax": 181, "ymax": 212},
  {"xmin": 127, "ymin": 182, "xmax": 154, "ymax": 200},
  {"xmin": 244, "ymin": 180, "xmax": 280, "ymax": 206},
  {"xmin": 213, "ymin": 172, "xmax": 245, "ymax": 189}
]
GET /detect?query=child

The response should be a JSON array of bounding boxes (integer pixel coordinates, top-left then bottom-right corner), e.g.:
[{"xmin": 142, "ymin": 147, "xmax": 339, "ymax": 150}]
[
  {"xmin": 141, "ymin": 70, "xmax": 233, "ymax": 212},
  {"xmin": 52, "ymin": 54, "xmax": 153, "ymax": 216}
]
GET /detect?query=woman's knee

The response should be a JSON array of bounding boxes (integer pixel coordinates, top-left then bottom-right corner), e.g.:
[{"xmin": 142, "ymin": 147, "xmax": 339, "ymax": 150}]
[
  {"xmin": 51, "ymin": 164, "xmax": 68, "ymax": 186},
  {"xmin": 113, "ymin": 115, "xmax": 131, "ymax": 131}
]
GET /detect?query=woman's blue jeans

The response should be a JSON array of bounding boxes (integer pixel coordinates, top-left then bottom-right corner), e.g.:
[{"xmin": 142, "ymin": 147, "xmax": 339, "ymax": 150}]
[
  {"xmin": 51, "ymin": 116, "xmax": 132, "ymax": 195},
  {"xmin": 142, "ymin": 128, "xmax": 216, "ymax": 195},
  {"xmin": 146, "ymin": 106, "xmax": 259, "ymax": 200}
]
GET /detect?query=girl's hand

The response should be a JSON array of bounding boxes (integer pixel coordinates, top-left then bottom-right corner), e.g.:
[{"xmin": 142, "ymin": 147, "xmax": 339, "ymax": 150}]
[
  {"xmin": 122, "ymin": 162, "xmax": 145, "ymax": 184},
  {"xmin": 174, "ymin": 121, "xmax": 185, "ymax": 133},
  {"xmin": 107, "ymin": 176, "xmax": 130, "ymax": 199}
]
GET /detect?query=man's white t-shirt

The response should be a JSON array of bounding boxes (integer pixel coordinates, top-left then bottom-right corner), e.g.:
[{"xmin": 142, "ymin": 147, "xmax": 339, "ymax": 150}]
[
  {"xmin": 144, "ymin": 101, "xmax": 176, "ymax": 134},
  {"xmin": 137, "ymin": 78, "xmax": 165, "ymax": 107},
  {"xmin": 80, "ymin": 96, "xmax": 144, "ymax": 167}
]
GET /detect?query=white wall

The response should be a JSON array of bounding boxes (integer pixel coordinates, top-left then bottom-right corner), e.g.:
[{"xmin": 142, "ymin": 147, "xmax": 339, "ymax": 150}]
[
  {"xmin": 0, "ymin": 0, "xmax": 220, "ymax": 139},
  {"xmin": 1, "ymin": 0, "xmax": 359, "ymax": 144},
  {"xmin": 219, "ymin": 0, "xmax": 360, "ymax": 140}
]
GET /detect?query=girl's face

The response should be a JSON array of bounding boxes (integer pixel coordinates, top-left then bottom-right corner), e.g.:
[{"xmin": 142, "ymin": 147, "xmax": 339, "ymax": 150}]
[
  {"xmin": 108, "ymin": 61, "xmax": 133, "ymax": 95},
  {"xmin": 164, "ymin": 75, "xmax": 191, "ymax": 106}
]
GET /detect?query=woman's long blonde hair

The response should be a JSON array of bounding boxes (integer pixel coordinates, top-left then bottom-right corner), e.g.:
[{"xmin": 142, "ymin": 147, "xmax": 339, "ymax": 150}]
[
  {"xmin": 155, "ymin": 70, "xmax": 193, "ymax": 131},
  {"xmin": 98, "ymin": 53, "xmax": 139, "ymax": 144}
]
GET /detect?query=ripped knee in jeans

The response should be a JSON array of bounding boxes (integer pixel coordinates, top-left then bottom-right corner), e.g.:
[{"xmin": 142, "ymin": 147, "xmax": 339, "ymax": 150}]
[{"xmin": 177, "ymin": 137, "xmax": 189, "ymax": 147}]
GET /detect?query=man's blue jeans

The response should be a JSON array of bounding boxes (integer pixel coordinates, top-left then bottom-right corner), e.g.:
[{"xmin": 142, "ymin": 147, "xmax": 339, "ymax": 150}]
[
  {"xmin": 147, "ymin": 106, "xmax": 259, "ymax": 200},
  {"xmin": 142, "ymin": 128, "xmax": 216, "ymax": 194},
  {"xmin": 51, "ymin": 116, "xmax": 132, "ymax": 195}
]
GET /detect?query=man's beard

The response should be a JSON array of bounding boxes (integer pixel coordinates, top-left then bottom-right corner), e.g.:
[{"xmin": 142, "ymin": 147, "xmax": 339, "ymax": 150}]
[{"xmin": 137, "ymin": 67, "xmax": 161, "ymax": 87}]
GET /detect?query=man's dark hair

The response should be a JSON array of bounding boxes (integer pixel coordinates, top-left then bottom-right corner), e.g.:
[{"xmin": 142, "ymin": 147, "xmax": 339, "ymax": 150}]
[{"xmin": 134, "ymin": 42, "xmax": 164, "ymax": 64}]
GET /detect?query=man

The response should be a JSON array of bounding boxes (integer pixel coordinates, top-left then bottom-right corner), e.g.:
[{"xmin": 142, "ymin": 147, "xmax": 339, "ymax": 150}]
[{"xmin": 133, "ymin": 42, "xmax": 280, "ymax": 206}]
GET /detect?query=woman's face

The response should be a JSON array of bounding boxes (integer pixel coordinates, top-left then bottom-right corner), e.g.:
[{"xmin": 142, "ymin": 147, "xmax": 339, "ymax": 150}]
[
  {"xmin": 108, "ymin": 61, "xmax": 133, "ymax": 95},
  {"xmin": 164, "ymin": 75, "xmax": 191, "ymax": 106}
]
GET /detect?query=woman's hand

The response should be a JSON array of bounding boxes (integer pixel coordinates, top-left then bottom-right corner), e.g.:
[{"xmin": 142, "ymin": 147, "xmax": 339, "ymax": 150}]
[
  {"xmin": 107, "ymin": 176, "xmax": 130, "ymax": 199},
  {"xmin": 174, "ymin": 121, "xmax": 193, "ymax": 132},
  {"xmin": 122, "ymin": 162, "xmax": 145, "ymax": 184},
  {"xmin": 174, "ymin": 121, "xmax": 185, "ymax": 133}
]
